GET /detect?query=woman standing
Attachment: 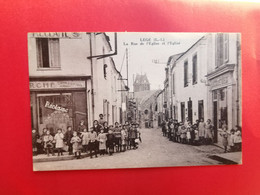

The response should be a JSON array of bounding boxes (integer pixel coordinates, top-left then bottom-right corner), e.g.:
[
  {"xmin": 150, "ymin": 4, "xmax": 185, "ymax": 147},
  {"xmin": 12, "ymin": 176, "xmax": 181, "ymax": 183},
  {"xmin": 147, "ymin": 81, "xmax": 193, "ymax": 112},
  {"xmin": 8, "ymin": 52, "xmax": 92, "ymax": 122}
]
[
  {"xmin": 198, "ymin": 119, "xmax": 206, "ymax": 144},
  {"xmin": 205, "ymin": 119, "xmax": 214, "ymax": 144}
]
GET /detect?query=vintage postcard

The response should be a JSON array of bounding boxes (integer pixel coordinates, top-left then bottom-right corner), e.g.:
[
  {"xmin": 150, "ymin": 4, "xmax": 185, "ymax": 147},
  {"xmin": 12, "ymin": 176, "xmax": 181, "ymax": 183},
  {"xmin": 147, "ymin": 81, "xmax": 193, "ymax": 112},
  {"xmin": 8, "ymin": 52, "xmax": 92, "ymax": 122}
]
[{"xmin": 28, "ymin": 32, "xmax": 242, "ymax": 171}]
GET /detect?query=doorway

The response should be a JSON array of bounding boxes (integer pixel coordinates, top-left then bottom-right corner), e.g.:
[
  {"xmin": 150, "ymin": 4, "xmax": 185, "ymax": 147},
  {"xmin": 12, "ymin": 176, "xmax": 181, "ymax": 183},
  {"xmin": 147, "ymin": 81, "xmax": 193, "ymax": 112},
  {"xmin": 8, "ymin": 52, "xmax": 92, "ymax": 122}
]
[
  {"xmin": 187, "ymin": 100, "xmax": 193, "ymax": 124},
  {"xmin": 181, "ymin": 102, "xmax": 185, "ymax": 123},
  {"xmin": 213, "ymin": 101, "xmax": 218, "ymax": 143}
]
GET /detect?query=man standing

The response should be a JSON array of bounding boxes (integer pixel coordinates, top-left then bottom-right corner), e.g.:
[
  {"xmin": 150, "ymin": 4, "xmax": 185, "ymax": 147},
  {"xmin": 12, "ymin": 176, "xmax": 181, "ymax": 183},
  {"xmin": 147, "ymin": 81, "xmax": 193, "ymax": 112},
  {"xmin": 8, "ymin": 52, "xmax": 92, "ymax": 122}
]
[{"xmin": 64, "ymin": 126, "xmax": 74, "ymax": 155}]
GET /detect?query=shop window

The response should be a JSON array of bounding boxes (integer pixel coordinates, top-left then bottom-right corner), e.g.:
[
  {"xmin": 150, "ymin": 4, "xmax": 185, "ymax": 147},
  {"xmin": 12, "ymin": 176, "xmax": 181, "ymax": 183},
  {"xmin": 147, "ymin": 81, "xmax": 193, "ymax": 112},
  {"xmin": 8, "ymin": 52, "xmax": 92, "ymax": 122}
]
[
  {"xmin": 184, "ymin": 60, "xmax": 188, "ymax": 87},
  {"xmin": 37, "ymin": 93, "xmax": 74, "ymax": 135},
  {"xmin": 36, "ymin": 38, "xmax": 60, "ymax": 69},
  {"xmin": 192, "ymin": 54, "xmax": 198, "ymax": 85}
]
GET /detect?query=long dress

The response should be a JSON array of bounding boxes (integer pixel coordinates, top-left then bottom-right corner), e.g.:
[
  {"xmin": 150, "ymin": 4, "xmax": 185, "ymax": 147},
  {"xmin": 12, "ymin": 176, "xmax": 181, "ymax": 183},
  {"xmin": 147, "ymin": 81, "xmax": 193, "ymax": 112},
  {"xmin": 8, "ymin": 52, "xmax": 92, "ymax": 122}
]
[
  {"xmin": 220, "ymin": 131, "xmax": 228, "ymax": 147},
  {"xmin": 205, "ymin": 124, "xmax": 213, "ymax": 139},
  {"xmin": 43, "ymin": 135, "xmax": 54, "ymax": 148},
  {"xmin": 54, "ymin": 133, "xmax": 64, "ymax": 148},
  {"xmin": 81, "ymin": 132, "xmax": 90, "ymax": 146},
  {"xmin": 98, "ymin": 133, "xmax": 107, "ymax": 150},
  {"xmin": 70, "ymin": 136, "xmax": 81, "ymax": 153},
  {"xmin": 121, "ymin": 129, "xmax": 127, "ymax": 145},
  {"xmin": 198, "ymin": 122, "xmax": 206, "ymax": 137}
]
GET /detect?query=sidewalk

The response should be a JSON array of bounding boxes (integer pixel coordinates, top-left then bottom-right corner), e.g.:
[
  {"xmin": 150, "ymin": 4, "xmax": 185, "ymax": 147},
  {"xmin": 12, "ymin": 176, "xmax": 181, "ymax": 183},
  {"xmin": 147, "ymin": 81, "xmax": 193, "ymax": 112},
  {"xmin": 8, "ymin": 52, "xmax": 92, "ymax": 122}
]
[
  {"xmin": 33, "ymin": 152, "xmax": 90, "ymax": 163},
  {"xmin": 208, "ymin": 152, "xmax": 242, "ymax": 164}
]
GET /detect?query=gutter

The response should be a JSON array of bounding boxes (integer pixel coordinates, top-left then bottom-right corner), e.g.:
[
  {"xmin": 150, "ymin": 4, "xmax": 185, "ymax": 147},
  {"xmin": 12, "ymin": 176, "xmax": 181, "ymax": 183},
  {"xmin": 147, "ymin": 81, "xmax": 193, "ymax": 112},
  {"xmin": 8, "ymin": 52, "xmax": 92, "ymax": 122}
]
[{"xmin": 87, "ymin": 33, "xmax": 117, "ymax": 60}]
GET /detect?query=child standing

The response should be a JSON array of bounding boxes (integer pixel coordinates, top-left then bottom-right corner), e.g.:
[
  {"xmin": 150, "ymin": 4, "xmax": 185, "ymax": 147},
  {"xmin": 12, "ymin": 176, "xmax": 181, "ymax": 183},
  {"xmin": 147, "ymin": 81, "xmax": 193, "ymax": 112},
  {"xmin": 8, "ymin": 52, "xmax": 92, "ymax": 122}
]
[
  {"xmin": 121, "ymin": 125, "xmax": 127, "ymax": 152},
  {"xmin": 89, "ymin": 127, "xmax": 98, "ymax": 158},
  {"xmin": 220, "ymin": 127, "xmax": 229, "ymax": 153},
  {"xmin": 177, "ymin": 122, "xmax": 182, "ymax": 143},
  {"xmin": 180, "ymin": 125, "xmax": 187, "ymax": 144},
  {"xmin": 81, "ymin": 128, "xmax": 90, "ymax": 153},
  {"xmin": 32, "ymin": 129, "xmax": 39, "ymax": 156},
  {"xmin": 113, "ymin": 122, "xmax": 122, "ymax": 152},
  {"xmin": 194, "ymin": 127, "xmax": 200, "ymax": 146},
  {"xmin": 97, "ymin": 128, "xmax": 107, "ymax": 155},
  {"xmin": 43, "ymin": 130, "xmax": 55, "ymax": 156},
  {"xmin": 54, "ymin": 129, "xmax": 64, "ymax": 156},
  {"xmin": 229, "ymin": 129, "xmax": 235, "ymax": 152},
  {"xmin": 107, "ymin": 128, "xmax": 115, "ymax": 155},
  {"xmin": 234, "ymin": 126, "xmax": 242, "ymax": 151},
  {"xmin": 70, "ymin": 131, "xmax": 82, "ymax": 159},
  {"xmin": 186, "ymin": 127, "xmax": 191, "ymax": 144}
]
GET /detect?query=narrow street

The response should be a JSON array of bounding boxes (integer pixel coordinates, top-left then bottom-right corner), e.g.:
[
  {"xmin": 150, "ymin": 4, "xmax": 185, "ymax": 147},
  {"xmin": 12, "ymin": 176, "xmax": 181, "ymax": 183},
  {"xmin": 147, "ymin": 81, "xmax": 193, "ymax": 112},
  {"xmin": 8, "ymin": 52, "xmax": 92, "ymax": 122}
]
[{"xmin": 34, "ymin": 127, "xmax": 224, "ymax": 171}]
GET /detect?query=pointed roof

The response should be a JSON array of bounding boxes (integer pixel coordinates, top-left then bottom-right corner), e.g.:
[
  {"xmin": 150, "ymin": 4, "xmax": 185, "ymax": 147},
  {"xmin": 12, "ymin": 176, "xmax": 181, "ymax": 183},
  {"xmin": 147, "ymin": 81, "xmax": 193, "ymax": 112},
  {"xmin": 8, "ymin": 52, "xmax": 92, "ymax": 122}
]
[{"xmin": 134, "ymin": 73, "xmax": 150, "ymax": 85}]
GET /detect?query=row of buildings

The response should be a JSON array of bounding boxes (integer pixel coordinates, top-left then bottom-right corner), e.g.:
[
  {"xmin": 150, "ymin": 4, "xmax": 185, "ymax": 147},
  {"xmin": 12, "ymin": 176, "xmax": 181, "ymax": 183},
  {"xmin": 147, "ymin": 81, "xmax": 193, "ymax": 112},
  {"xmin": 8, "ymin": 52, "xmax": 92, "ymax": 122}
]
[
  {"xmin": 28, "ymin": 32, "xmax": 128, "ymax": 135},
  {"xmin": 155, "ymin": 33, "xmax": 241, "ymax": 143}
]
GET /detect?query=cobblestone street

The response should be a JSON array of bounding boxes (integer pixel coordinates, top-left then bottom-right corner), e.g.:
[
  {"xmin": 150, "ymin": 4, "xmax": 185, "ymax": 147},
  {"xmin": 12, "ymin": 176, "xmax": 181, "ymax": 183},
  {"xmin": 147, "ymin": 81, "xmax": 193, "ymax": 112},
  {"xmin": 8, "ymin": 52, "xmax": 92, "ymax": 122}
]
[{"xmin": 34, "ymin": 127, "xmax": 224, "ymax": 171}]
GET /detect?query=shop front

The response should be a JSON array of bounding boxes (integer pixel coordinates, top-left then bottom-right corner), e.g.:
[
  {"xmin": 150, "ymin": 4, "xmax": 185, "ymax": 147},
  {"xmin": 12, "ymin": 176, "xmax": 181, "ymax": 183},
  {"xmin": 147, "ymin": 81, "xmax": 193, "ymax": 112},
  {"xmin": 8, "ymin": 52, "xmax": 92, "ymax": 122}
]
[
  {"xmin": 207, "ymin": 64, "xmax": 237, "ymax": 143},
  {"xmin": 30, "ymin": 77, "xmax": 89, "ymax": 135}
]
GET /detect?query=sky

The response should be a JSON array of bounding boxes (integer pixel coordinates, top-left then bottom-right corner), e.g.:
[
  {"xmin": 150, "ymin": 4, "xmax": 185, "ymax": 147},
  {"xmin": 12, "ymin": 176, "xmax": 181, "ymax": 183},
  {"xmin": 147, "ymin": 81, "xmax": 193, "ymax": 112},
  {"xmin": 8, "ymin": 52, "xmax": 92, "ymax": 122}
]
[{"xmin": 107, "ymin": 32, "xmax": 205, "ymax": 91}]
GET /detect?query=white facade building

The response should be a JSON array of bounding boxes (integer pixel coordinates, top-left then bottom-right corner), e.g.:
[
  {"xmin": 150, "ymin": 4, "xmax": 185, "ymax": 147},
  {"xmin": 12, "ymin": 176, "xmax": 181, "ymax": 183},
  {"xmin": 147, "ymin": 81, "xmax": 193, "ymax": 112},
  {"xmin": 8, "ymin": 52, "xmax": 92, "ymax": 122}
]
[
  {"xmin": 28, "ymin": 32, "xmax": 127, "ymax": 135},
  {"xmin": 164, "ymin": 33, "xmax": 241, "ymax": 143}
]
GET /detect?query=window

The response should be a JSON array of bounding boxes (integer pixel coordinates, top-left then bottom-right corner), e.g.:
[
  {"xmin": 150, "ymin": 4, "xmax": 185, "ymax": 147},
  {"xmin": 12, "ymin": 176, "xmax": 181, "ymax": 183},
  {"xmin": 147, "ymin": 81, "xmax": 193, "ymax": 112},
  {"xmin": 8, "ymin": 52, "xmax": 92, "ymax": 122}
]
[
  {"xmin": 103, "ymin": 64, "xmax": 108, "ymax": 79},
  {"xmin": 36, "ymin": 38, "xmax": 60, "ymax": 69},
  {"xmin": 192, "ymin": 54, "xmax": 198, "ymax": 85},
  {"xmin": 220, "ymin": 88, "xmax": 225, "ymax": 101},
  {"xmin": 184, "ymin": 60, "xmax": 188, "ymax": 87},
  {"xmin": 224, "ymin": 34, "xmax": 229, "ymax": 62},
  {"xmin": 198, "ymin": 100, "xmax": 204, "ymax": 120},
  {"xmin": 216, "ymin": 33, "xmax": 229, "ymax": 68}
]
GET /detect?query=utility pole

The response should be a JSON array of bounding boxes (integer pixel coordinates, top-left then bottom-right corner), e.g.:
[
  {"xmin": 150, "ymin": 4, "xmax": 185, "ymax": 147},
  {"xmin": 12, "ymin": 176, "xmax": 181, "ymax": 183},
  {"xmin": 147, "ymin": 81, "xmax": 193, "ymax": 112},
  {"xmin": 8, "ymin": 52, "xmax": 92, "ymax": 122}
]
[{"xmin": 126, "ymin": 48, "xmax": 129, "ymax": 90}]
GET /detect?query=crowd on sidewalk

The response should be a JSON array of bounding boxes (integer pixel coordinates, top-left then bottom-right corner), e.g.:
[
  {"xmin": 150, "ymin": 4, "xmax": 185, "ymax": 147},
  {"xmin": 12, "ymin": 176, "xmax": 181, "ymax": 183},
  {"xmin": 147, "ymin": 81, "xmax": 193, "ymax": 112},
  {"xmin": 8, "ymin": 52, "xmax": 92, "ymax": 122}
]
[
  {"xmin": 32, "ymin": 114, "xmax": 142, "ymax": 159},
  {"xmin": 161, "ymin": 118, "xmax": 242, "ymax": 153}
]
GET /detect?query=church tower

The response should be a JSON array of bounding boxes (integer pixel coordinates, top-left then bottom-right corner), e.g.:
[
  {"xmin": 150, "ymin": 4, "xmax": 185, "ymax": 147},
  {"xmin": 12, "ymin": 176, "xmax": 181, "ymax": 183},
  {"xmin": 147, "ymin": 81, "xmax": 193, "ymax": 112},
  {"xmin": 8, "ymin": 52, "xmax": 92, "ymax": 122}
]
[{"xmin": 133, "ymin": 73, "xmax": 150, "ymax": 92}]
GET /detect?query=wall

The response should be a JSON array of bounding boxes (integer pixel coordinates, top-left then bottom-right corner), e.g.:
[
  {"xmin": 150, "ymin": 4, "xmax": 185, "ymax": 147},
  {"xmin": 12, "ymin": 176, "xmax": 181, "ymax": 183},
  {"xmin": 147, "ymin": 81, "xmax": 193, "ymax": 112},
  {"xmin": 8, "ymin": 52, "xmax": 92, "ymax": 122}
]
[
  {"xmin": 173, "ymin": 35, "xmax": 210, "ymax": 123},
  {"xmin": 28, "ymin": 33, "xmax": 91, "ymax": 77}
]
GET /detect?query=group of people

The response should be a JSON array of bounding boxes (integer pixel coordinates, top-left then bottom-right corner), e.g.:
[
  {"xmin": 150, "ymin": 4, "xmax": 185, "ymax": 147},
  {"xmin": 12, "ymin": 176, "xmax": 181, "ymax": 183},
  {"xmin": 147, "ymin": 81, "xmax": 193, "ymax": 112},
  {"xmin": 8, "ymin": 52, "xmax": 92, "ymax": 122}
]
[
  {"xmin": 161, "ymin": 118, "xmax": 242, "ymax": 153},
  {"xmin": 32, "ymin": 114, "xmax": 142, "ymax": 159},
  {"xmin": 161, "ymin": 118, "xmax": 215, "ymax": 145}
]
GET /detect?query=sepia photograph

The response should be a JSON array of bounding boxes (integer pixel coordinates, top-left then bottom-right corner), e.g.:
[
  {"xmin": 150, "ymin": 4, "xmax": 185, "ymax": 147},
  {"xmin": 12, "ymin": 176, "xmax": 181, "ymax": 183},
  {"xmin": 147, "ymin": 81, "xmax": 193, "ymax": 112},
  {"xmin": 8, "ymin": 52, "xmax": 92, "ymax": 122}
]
[{"xmin": 28, "ymin": 32, "xmax": 242, "ymax": 171}]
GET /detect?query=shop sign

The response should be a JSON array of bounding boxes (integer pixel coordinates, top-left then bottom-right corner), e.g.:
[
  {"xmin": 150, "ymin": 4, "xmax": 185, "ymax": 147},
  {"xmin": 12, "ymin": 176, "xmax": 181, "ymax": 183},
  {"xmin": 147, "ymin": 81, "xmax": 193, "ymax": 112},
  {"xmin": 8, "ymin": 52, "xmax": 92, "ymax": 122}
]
[
  {"xmin": 30, "ymin": 80, "xmax": 85, "ymax": 90},
  {"xmin": 210, "ymin": 74, "xmax": 229, "ymax": 88},
  {"xmin": 45, "ymin": 101, "xmax": 68, "ymax": 113},
  {"xmin": 29, "ymin": 32, "xmax": 82, "ymax": 39}
]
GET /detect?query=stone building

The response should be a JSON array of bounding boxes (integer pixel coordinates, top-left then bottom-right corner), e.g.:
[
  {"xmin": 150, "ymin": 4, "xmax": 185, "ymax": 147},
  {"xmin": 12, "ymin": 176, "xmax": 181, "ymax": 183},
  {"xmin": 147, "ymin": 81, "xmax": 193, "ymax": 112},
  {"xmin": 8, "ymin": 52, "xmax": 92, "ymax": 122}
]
[
  {"xmin": 133, "ymin": 73, "xmax": 150, "ymax": 92},
  {"xmin": 28, "ymin": 32, "xmax": 127, "ymax": 135},
  {"xmin": 160, "ymin": 33, "xmax": 241, "ymax": 143}
]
